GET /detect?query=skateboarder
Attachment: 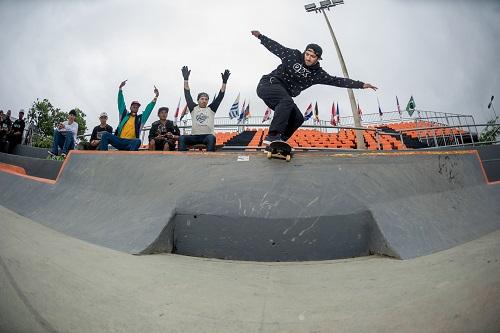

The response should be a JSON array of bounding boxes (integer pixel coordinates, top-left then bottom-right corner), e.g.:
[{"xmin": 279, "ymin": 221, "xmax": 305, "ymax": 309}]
[{"xmin": 251, "ymin": 30, "xmax": 377, "ymax": 144}]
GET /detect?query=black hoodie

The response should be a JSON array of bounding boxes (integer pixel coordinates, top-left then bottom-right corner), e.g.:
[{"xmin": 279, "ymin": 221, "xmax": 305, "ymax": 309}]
[{"xmin": 258, "ymin": 35, "xmax": 364, "ymax": 97}]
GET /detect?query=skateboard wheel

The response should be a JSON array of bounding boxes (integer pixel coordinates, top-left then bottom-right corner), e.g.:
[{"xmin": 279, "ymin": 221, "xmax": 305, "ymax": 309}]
[
  {"xmin": 286, "ymin": 155, "xmax": 291, "ymax": 162},
  {"xmin": 267, "ymin": 151, "xmax": 272, "ymax": 159}
]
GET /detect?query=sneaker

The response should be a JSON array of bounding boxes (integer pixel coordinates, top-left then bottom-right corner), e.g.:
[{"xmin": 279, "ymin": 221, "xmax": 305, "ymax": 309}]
[
  {"xmin": 263, "ymin": 134, "xmax": 284, "ymax": 145},
  {"xmin": 61, "ymin": 153, "xmax": 67, "ymax": 159}
]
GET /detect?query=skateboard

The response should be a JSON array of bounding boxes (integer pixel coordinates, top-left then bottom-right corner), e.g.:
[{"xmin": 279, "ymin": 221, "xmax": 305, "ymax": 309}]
[{"xmin": 265, "ymin": 141, "xmax": 293, "ymax": 162}]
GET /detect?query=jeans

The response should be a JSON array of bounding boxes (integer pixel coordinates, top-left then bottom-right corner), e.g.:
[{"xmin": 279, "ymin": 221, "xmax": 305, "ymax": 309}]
[
  {"xmin": 50, "ymin": 130, "xmax": 75, "ymax": 155},
  {"xmin": 257, "ymin": 79, "xmax": 304, "ymax": 138},
  {"xmin": 178, "ymin": 134, "xmax": 216, "ymax": 152},
  {"xmin": 98, "ymin": 132, "xmax": 141, "ymax": 151}
]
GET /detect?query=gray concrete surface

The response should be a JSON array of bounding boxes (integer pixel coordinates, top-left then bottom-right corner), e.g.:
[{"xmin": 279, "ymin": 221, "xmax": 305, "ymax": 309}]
[
  {"xmin": 1, "ymin": 205, "xmax": 499, "ymax": 333},
  {"xmin": 0, "ymin": 151, "xmax": 62, "ymax": 179},
  {"xmin": 0, "ymin": 151, "xmax": 499, "ymax": 260}
]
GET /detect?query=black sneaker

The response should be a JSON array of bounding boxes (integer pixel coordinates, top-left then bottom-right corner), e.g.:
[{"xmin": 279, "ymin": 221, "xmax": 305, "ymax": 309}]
[{"xmin": 263, "ymin": 134, "xmax": 284, "ymax": 145}]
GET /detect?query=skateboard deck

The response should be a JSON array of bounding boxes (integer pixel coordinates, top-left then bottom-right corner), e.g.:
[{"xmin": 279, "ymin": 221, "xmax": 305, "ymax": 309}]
[{"xmin": 265, "ymin": 141, "xmax": 293, "ymax": 162}]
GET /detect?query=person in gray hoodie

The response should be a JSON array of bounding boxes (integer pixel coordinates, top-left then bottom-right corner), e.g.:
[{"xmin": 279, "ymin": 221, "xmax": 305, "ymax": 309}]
[{"xmin": 178, "ymin": 66, "xmax": 230, "ymax": 152}]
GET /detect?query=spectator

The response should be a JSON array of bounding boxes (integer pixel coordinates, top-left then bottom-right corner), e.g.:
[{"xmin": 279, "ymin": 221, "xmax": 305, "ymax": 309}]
[
  {"xmin": 178, "ymin": 66, "xmax": 230, "ymax": 152},
  {"xmin": 99, "ymin": 80, "xmax": 158, "ymax": 151},
  {"xmin": 83, "ymin": 112, "xmax": 113, "ymax": 150},
  {"xmin": 7, "ymin": 110, "xmax": 26, "ymax": 154},
  {"xmin": 48, "ymin": 109, "xmax": 78, "ymax": 158},
  {"xmin": 4, "ymin": 110, "xmax": 13, "ymax": 129},
  {"xmin": 148, "ymin": 107, "xmax": 180, "ymax": 151},
  {"xmin": 0, "ymin": 110, "xmax": 8, "ymax": 153}
]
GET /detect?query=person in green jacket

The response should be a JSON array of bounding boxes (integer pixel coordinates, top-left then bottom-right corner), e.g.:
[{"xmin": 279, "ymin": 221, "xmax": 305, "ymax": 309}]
[{"xmin": 99, "ymin": 80, "xmax": 159, "ymax": 151}]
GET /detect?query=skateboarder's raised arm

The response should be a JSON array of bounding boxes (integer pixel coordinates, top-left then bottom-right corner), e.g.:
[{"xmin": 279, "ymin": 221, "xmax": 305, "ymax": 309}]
[
  {"xmin": 209, "ymin": 69, "xmax": 230, "ymax": 113},
  {"xmin": 317, "ymin": 69, "xmax": 378, "ymax": 91},
  {"xmin": 182, "ymin": 66, "xmax": 197, "ymax": 112},
  {"xmin": 251, "ymin": 31, "xmax": 294, "ymax": 60},
  {"xmin": 317, "ymin": 69, "xmax": 365, "ymax": 89}
]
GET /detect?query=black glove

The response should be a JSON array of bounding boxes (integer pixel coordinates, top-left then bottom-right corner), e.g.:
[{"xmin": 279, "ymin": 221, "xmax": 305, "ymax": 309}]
[
  {"xmin": 182, "ymin": 66, "xmax": 191, "ymax": 80},
  {"xmin": 221, "ymin": 69, "xmax": 231, "ymax": 84}
]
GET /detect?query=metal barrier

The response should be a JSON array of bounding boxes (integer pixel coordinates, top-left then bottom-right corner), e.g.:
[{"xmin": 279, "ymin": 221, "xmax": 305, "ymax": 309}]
[{"xmin": 72, "ymin": 113, "xmax": 497, "ymax": 151}]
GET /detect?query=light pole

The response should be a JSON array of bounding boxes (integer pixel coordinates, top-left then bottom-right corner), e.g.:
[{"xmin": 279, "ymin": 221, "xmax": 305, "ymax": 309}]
[{"xmin": 305, "ymin": 0, "xmax": 366, "ymax": 149}]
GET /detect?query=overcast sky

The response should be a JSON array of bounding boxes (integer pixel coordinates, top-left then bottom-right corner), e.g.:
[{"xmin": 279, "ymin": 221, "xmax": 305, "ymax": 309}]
[{"xmin": 1, "ymin": 0, "xmax": 499, "ymax": 130}]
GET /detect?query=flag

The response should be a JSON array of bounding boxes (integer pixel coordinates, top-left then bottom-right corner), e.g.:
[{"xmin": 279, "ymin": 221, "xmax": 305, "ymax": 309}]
[
  {"xmin": 406, "ymin": 95, "xmax": 416, "ymax": 116},
  {"xmin": 396, "ymin": 96, "xmax": 402, "ymax": 116},
  {"xmin": 303, "ymin": 103, "xmax": 313, "ymax": 121},
  {"xmin": 229, "ymin": 93, "xmax": 240, "ymax": 119},
  {"xmin": 241, "ymin": 100, "xmax": 246, "ymax": 117},
  {"xmin": 336, "ymin": 102, "xmax": 340, "ymax": 124},
  {"xmin": 237, "ymin": 100, "xmax": 246, "ymax": 123},
  {"xmin": 314, "ymin": 102, "xmax": 320, "ymax": 122},
  {"xmin": 488, "ymin": 96, "xmax": 494, "ymax": 109},
  {"xmin": 174, "ymin": 97, "xmax": 181, "ymax": 121},
  {"xmin": 377, "ymin": 97, "xmax": 383, "ymax": 117},
  {"xmin": 179, "ymin": 104, "xmax": 188, "ymax": 121},
  {"xmin": 330, "ymin": 102, "xmax": 337, "ymax": 126},
  {"xmin": 263, "ymin": 107, "xmax": 272, "ymax": 122},
  {"xmin": 244, "ymin": 102, "xmax": 251, "ymax": 119}
]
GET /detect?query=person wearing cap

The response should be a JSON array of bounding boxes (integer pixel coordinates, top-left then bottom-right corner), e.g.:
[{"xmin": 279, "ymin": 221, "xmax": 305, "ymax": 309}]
[
  {"xmin": 0, "ymin": 110, "xmax": 9, "ymax": 153},
  {"xmin": 83, "ymin": 112, "xmax": 113, "ymax": 150},
  {"xmin": 251, "ymin": 30, "xmax": 378, "ymax": 144},
  {"xmin": 148, "ymin": 107, "xmax": 180, "ymax": 151},
  {"xmin": 48, "ymin": 109, "xmax": 79, "ymax": 158},
  {"xmin": 178, "ymin": 66, "xmax": 230, "ymax": 152},
  {"xmin": 99, "ymin": 80, "xmax": 158, "ymax": 151},
  {"xmin": 6, "ymin": 110, "xmax": 26, "ymax": 154}
]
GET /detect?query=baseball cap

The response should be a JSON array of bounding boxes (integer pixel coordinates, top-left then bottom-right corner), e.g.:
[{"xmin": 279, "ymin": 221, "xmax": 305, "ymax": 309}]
[
  {"xmin": 99, "ymin": 112, "xmax": 108, "ymax": 118},
  {"xmin": 305, "ymin": 43, "xmax": 323, "ymax": 60},
  {"xmin": 130, "ymin": 101, "xmax": 141, "ymax": 107}
]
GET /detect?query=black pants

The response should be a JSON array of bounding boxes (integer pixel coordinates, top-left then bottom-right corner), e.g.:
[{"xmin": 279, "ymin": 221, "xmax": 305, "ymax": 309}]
[
  {"xmin": 257, "ymin": 78, "xmax": 304, "ymax": 138},
  {"xmin": 6, "ymin": 133, "xmax": 22, "ymax": 153}
]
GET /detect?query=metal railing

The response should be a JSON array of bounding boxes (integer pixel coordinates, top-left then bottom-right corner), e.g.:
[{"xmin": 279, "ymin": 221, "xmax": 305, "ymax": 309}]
[
  {"xmin": 25, "ymin": 109, "xmax": 495, "ymax": 151},
  {"xmin": 398, "ymin": 123, "xmax": 499, "ymax": 149}
]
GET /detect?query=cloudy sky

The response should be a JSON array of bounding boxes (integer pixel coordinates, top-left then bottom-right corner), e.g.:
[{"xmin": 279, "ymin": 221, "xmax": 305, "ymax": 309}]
[{"xmin": 1, "ymin": 0, "xmax": 499, "ymax": 130}]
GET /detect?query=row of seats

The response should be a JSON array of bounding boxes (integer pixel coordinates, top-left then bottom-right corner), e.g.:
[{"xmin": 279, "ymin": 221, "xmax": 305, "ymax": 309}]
[
  {"xmin": 157, "ymin": 122, "xmax": 467, "ymax": 150},
  {"xmin": 386, "ymin": 121, "xmax": 468, "ymax": 140},
  {"xmin": 242, "ymin": 128, "xmax": 405, "ymax": 150}
]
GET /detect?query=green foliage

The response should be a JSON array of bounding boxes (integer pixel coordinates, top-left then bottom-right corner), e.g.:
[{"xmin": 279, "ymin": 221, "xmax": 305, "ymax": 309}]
[
  {"xmin": 26, "ymin": 99, "xmax": 87, "ymax": 148},
  {"xmin": 31, "ymin": 134, "xmax": 53, "ymax": 148},
  {"xmin": 479, "ymin": 117, "xmax": 499, "ymax": 143}
]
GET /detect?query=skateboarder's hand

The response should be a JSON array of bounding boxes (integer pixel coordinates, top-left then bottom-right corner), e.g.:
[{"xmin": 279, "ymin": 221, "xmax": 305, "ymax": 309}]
[
  {"xmin": 154, "ymin": 85, "xmax": 159, "ymax": 98},
  {"xmin": 182, "ymin": 66, "xmax": 191, "ymax": 80},
  {"xmin": 363, "ymin": 83, "xmax": 378, "ymax": 91},
  {"xmin": 251, "ymin": 30, "xmax": 261, "ymax": 38},
  {"xmin": 119, "ymin": 79, "xmax": 127, "ymax": 89},
  {"xmin": 221, "ymin": 69, "xmax": 231, "ymax": 83}
]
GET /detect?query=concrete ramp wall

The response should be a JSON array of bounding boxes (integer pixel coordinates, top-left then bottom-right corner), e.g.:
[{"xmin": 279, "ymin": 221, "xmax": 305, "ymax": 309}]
[{"xmin": 0, "ymin": 150, "xmax": 498, "ymax": 261}]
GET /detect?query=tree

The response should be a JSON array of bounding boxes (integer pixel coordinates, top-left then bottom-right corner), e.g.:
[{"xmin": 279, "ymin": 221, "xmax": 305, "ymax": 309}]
[
  {"xmin": 479, "ymin": 117, "xmax": 499, "ymax": 143},
  {"xmin": 26, "ymin": 98, "xmax": 87, "ymax": 148}
]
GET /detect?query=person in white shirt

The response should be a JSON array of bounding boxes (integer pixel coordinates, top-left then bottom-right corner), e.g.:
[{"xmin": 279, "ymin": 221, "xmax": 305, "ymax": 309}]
[{"xmin": 48, "ymin": 109, "xmax": 79, "ymax": 158}]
